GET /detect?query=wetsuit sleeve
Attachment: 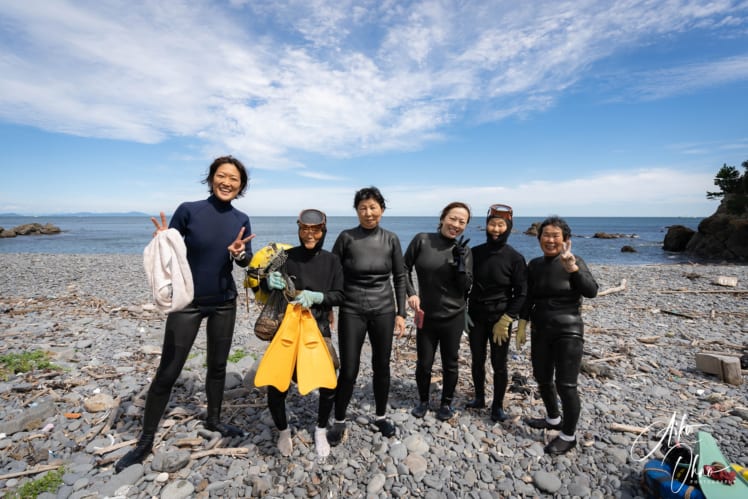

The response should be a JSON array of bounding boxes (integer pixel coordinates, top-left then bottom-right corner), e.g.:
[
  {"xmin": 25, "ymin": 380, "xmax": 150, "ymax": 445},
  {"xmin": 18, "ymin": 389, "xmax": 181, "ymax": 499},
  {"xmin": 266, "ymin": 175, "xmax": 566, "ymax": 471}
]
[
  {"xmin": 403, "ymin": 235, "xmax": 420, "ymax": 297},
  {"xmin": 322, "ymin": 254, "xmax": 345, "ymax": 306},
  {"xmin": 570, "ymin": 256, "xmax": 598, "ymax": 298},
  {"xmin": 390, "ymin": 235, "xmax": 407, "ymax": 318},
  {"xmin": 231, "ymin": 216, "xmax": 253, "ymax": 268},
  {"xmin": 505, "ymin": 255, "xmax": 528, "ymax": 318},
  {"xmin": 168, "ymin": 203, "xmax": 189, "ymax": 235},
  {"xmin": 454, "ymin": 246, "xmax": 473, "ymax": 297},
  {"xmin": 519, "ymin": 258, "xmax": 536, "ymax": 321},
  {"xmin": 331, "ymin": 232, "xmax": 345, "ymax": 261}
]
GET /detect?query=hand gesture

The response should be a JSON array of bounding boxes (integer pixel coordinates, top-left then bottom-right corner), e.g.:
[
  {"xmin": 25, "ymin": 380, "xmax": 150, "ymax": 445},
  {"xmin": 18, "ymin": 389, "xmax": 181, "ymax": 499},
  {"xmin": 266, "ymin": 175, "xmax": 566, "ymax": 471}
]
[
  {"xmin": 228, "ymin": 227, "xmax": 255, "ymax": 259},
  {"xmin": 150, "ymin": 212, "xmax": 169, "ymax": 238},
  {"xmin": 452, "ymin": 235, "xmax": 470, "ymax": 272},
  {"xmin": 559, "ymin": 239, "xmax": 579, "ymax": 273}
]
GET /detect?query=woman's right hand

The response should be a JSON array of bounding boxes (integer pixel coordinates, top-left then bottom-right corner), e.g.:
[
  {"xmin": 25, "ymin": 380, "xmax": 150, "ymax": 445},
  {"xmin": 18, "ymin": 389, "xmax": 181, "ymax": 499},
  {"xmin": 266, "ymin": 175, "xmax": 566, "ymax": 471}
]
[
  {"xmin": 150, "ymin": 211, "xmax": 168, "ymax": 238},
  {"xmin": 407, "ymin": 295, "xmax": 421, "ymax": 312}
]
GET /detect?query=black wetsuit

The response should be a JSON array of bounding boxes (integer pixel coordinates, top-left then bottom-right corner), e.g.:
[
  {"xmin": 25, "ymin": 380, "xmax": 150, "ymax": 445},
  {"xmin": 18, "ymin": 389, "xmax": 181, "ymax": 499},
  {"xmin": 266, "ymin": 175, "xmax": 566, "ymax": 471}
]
[
  {"xmin": 332, "ymin": 225, "xmax": 407, "ymax": 419},
  {"xmin": 520, "ymin": 254, "xmax": 597, "ymax": 436},
  {"xmin": 404, "ymin": 232, "xmax": 473, "ymax": 407},
  {"xmin": 142, "ymin": 195, "xmax": 252, "ymax": 437},
  {"xmin": 266, "ymin": 243, "xmax": 344, "ymax": 431},
  {"xmin": 467, "ymin": 237, "xmax": 527, "ymax": 410}
]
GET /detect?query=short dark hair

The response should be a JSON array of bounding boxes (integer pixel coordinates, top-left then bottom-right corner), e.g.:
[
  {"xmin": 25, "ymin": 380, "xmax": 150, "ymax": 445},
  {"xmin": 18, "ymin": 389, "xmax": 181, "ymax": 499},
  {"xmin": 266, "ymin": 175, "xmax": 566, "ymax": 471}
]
[
  {"xmin": 203, "ymin": 156, "xmax": 249, "ymax": 198},
  {"xmin": 353, "ymin": 186, "xmax": 386, "ymax": 210},
  {"xmin": 538, "ymin": 215, "xmax": 572, "ymax": 240}
]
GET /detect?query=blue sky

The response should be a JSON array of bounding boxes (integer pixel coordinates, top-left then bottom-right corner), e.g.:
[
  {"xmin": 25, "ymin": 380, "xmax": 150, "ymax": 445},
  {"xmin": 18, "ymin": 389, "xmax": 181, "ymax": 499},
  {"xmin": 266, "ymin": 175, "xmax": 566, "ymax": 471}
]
[{"xmin": 1, "ymin": 0, "xmax": 747, "ymax": 217}]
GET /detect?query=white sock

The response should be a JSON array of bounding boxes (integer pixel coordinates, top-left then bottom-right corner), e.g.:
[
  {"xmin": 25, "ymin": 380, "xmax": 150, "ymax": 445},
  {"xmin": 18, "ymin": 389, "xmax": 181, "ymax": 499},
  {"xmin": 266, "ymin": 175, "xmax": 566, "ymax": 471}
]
[
  {"xmin": 376, "ymin": 415, "xmax": 385, "ymax": 421},
  {"xmin": 278, "ymin": 428, "xmax": 292, "ymax": 457},
  {"xmin": 334, "ymin": 419, "xmax": 346, "ymax": 426},
  {"xmin": 314, "ymin": 426, "xmax": 330, "ymax": 457},
  {"xmin": 559, "ymin": 432, "xmax": 575, "ymax": 442},
  {"xmin": 546, "ymin": 416, "xmax": 561, "ymax": 425}
]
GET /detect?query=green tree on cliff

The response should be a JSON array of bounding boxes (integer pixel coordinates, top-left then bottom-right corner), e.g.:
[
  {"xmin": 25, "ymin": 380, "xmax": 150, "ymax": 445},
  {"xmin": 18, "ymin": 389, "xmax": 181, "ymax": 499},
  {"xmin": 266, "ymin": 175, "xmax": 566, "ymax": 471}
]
[{"xmin": 706, "ymin": 159, "xmax": 748, "ymax": 214}]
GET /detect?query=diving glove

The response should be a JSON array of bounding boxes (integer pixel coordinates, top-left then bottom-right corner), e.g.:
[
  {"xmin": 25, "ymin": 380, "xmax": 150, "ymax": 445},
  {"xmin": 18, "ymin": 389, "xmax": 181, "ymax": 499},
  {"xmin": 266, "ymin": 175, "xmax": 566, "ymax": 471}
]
[
  {"xmin": 452, "ymin": 236, "xmax": 470, "ymax": 273},
  {"xmin": 492, "ymin": 314, "xmax": 513, "ymax": 345},
  {"xmin": 515, "ymin": 319, "xmax": 528, "ymax": 349},
  {"xmin": 292, "ymin": 290, "xmax": 323, "ymax": 308},
  {"xmin": 464, "ymin": 310, "xmax": 474, "ymax": 333},
  {"xmin": 268, "ymin": 271, "xmax": 286, "ymax": 290}
]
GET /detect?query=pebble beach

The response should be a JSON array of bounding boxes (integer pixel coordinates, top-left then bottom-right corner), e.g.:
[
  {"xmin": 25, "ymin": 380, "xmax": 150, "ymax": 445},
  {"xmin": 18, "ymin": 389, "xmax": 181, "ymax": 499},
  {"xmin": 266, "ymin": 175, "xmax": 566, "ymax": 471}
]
[{"xmin": 0, "ymin": 253, "xmax": 746, "ymax": 498}]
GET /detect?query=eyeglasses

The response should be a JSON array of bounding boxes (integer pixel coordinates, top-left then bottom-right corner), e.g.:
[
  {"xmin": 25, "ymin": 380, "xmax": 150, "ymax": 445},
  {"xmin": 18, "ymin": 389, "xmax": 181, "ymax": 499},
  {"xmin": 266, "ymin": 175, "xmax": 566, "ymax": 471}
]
[
  {"xmin": 487, "ymin": 204, "xmax": 513, "ymax": 220},
  {"xmin": 298, "ymin": 224, "xmax": 324, "ymax": 235}
]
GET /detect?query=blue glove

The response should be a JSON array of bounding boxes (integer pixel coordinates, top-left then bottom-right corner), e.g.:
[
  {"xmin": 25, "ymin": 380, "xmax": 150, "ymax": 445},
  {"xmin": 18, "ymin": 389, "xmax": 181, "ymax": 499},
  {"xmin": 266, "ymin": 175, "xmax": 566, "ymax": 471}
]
[
  {"xmin": 267, "ymin": 271, "xmax": 286, "ymax": 290},
  {"xmin": 292, "ymin": 290, "xmax": 324, "ymax": 308}
]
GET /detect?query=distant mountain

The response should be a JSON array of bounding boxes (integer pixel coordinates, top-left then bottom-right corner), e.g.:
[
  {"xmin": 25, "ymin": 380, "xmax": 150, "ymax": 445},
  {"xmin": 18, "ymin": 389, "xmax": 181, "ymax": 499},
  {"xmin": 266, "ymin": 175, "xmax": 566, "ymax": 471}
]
[{"xmin": 0, "ymin": 211, "xmax": 151, "ymax": 217}]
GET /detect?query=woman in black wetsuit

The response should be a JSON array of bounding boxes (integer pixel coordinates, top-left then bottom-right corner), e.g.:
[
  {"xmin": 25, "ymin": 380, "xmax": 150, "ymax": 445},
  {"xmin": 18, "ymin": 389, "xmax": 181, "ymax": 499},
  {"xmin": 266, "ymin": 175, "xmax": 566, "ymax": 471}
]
[
  {"xmin": 116, "ymin": 156, "xmax": 254, "ymax": 473},
  {"xmin": 466, "ymin": 204, "xmax": 527, "ymax": 422},
  {"xmin": 264, "ymin": 209, "xmax": 344, "ymax": 458},
  {"xmin": 327, "ymin": 187, "xmax": 407, "ymax": 444},
  {"xmin": 519, "ymin": 216, "xmax": 597, "ymax": 455},
  {"xmin": 404, "ymin": 201, "xmax": 473, "ymax": 421}
]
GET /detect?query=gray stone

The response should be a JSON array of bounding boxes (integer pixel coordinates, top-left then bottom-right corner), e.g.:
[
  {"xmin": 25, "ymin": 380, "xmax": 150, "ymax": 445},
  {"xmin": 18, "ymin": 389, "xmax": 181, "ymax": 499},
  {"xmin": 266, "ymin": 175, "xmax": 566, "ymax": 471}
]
[
  {"xmin": 151, "ymin": 449, "xmax": 191, "ymax": 473},
  {"xmin": 367, "ymin": 473, "xmax": 386, "ymax": 494},
  {"xmin": 533, "ymin": 471, "xmax": 562, "ymax": 493},
  {"xmin": 160, "ymin": 479, "xmax": 195, "ymax": 499}
]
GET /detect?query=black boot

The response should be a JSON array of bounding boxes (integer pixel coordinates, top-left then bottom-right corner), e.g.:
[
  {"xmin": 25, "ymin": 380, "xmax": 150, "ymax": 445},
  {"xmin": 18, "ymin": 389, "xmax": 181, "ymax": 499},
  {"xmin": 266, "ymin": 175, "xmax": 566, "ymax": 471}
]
[
  {"xmin": 114, "ymin": 434, "xmax": 154, "ymax": 473},
  {"xmin": 465, "ymin": 396, "xmax": 485, "ymax": 409},
  {"xmin": 205, "ymin": 404, "xmax": 245, "ymax": 438},
  {"xmin": 491, "ymin": 400, "xmax": 508, "ymax": 422}
]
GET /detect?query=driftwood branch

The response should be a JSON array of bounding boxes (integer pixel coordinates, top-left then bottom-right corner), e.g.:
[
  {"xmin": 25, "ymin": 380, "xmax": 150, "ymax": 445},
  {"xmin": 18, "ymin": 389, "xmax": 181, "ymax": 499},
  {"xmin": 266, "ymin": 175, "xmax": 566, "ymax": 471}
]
[
  {"xmin": 190, "ymin": 447, "xmax": 249, "ymax": 460},
  {"xmin": 609, "ymin": 423, "xmax": 648, "ymax": 434},
  {"xmin": 587, "ymin": 354, "xmax": 626, "ymax": 364},
  {"xmin": 659, "ymin": 309, "xmax": 699, "ymax": 320},
  {"xmin": 76, "ymin": 397, "xmax": 121, "ymax": 445},
  {"xmin": 93, "ymin": 438, "xmax": 137, "ymax": 456},
  {"xmin": 0, "ymin": 463, "xmax": 63, "ymax": 481},
  {"xmin": 598, "ymin": 279, "xmax": 627, "ymax": 297},
  {"xmin": 657, "ymin": 290, "xmax": 748, "ymax": 294}
]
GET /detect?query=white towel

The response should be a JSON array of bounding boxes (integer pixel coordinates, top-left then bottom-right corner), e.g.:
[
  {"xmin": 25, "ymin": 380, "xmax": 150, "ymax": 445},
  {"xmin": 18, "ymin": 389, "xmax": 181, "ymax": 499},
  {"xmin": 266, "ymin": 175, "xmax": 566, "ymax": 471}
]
[{"xmin": 143, "ymin": 228, "xmax": 194, "ymax": 312}]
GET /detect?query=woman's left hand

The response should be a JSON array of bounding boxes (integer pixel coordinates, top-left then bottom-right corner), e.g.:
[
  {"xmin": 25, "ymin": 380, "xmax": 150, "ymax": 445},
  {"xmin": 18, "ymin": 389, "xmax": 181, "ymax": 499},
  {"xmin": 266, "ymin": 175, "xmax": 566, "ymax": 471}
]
[
  {"xmin": 559, "ymin": 240, "xmax": 579, "ymax": 273},
  {"xmin": 228, "ymin": 227, "xmax": 256, "ymax": 258},
  {"xmin": 394, "ymin": 316, "xmax": 406, "ymax": 337}
]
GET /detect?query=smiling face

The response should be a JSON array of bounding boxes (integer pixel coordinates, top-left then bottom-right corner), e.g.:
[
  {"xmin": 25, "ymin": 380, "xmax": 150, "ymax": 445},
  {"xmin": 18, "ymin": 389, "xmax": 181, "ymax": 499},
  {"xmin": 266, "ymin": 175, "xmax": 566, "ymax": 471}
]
[
  {"xmin": 439, "ymin": 207, "xmax": 469, "ymax": 239},
  {"xmin": 356, "ymin": 198, "xmax": 383, "ymax": 229},
  {"xmin": 539, "ymin": 224, "xmax": 567, "ymax": 257},
  {"xmin": 298, "ymin": 224, "xmax": 324, "ymax": 249},
  {"xmin": 486, "ymin": 218, "xmax": 508, "ymax": 240},
  {"xmin": 210, "ymin": 163, "xmax": 242, "ymax": 202}
]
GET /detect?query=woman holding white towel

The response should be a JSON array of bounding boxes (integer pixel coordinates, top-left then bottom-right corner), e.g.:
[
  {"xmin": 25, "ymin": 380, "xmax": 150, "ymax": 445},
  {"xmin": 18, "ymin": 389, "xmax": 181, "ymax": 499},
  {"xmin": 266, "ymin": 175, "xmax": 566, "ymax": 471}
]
[{"xmin": 116, "ymin": 156, "xmax": 254, "ymax": 473}]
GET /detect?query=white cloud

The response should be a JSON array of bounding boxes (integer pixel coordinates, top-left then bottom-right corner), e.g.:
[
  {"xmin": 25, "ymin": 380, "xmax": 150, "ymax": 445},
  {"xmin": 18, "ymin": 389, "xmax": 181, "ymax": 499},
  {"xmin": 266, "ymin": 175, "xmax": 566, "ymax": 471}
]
[
  {"xmin": 233, "ymin": 167, "xmax": 716, "ymax": 217},
  {"xmin": 621, "ymin": 55, "xmax": 748, "ymax": 100},
  {"xmin": 0, "ymin": 0, "xmax": 746, "ymax": 170}
]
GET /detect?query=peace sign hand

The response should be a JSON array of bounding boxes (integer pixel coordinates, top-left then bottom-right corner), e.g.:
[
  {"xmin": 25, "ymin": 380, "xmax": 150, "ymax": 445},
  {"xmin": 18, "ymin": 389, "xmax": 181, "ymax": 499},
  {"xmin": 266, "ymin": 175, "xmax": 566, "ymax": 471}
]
[
  {"xmin": 228, "ymin": 227, "xmax": 255, "ymax": 259},
  {"xmin": 150, "ymin": 212, "xmax": 168, "ymax": 238},
  {"xmin": 559, "ymin": 239, "xmax": 579, "ymax": 273}
]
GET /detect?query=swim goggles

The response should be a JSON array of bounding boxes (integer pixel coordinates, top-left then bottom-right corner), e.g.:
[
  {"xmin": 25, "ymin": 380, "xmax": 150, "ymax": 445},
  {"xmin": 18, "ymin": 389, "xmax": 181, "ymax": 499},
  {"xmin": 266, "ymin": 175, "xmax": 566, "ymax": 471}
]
[
  {"xmin": 297, "ymin": 208, "xmax": 326, "ymax": 233},
  {"xmin": 487, "ymin": 204, "xmax": 513, "ymax": 220}
]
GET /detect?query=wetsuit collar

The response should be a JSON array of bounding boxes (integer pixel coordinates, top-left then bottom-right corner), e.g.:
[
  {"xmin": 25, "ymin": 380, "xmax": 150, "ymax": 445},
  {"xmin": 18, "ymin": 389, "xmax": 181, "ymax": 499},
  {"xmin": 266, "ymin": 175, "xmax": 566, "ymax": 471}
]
[{"xmin": 208, "ymin": 194, "xmax": 233, "ymax": 212}]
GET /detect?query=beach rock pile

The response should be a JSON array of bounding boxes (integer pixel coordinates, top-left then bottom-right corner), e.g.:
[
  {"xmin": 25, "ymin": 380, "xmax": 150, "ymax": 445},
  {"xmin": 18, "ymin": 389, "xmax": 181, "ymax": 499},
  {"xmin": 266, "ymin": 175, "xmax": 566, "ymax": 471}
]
[
  {"xmin": 0, "ymin": 254, "xmax": 746, "ymax": 498},
  {"xmin": 0, "ymin": 222, "xmax": 62, "ymax": 238}
]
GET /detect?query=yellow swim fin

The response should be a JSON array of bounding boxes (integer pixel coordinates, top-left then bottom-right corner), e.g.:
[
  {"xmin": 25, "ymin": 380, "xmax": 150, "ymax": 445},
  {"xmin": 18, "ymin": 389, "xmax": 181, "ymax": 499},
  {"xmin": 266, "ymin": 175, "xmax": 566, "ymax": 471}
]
[
  {"xmin": 254, "ymin": 304, "xmax": 301, "ymax": 392},
  {"xmin": 296, "ymin": 308, "xmax": 337, "ymax": 396}
]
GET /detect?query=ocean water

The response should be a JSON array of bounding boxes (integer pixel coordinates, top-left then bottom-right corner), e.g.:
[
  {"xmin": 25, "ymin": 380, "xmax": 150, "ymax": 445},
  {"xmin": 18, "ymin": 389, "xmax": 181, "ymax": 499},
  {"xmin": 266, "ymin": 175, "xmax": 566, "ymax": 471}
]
[{"xmin": 0, "ymin": 215, "xmax": 702, "ymax": 265}]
